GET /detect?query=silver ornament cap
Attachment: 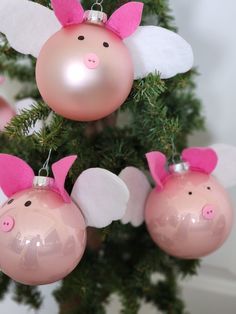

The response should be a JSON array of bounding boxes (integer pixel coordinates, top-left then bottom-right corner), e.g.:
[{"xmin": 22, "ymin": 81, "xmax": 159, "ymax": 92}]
[
  {"xmin": 33, "ymin": 176, "xmax": 54, "ymax": 189},
  {"xmin": 84, "ymin": 10, "xmax": 107, "ymax": 25},
  {"xmin": 169, "ymin": 162, "xmax": 190, "ymax": 174}
]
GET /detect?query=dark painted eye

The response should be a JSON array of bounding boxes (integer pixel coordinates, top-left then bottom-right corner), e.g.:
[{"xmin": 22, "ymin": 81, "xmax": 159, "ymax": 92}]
[
  {"xmin": 7, "ymin": 199, "xmax": 14, "ymax": 205},
  {"xmin": 103, "ymin": 42, "xmax": 109, "ymax": 48},
  {"xmin": 188, "ymin": 191, "xmax": 193, "ymax": 195},
  {"xmin": 207, "ymin": 186, "xmax": 211, "ymax": 190},
  {"xmin": 78, "ymin": 35, "xmax": 85, "ymax": 40},
  {"xmin": 24, "ymin": 201, "xmax": 32, "ymax": 207}
]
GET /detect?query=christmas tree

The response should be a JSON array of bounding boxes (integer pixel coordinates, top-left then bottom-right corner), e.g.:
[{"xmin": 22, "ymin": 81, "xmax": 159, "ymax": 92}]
[{"xmin": 0, "ymin": 0, "xmax": 203, "ymax": 313}]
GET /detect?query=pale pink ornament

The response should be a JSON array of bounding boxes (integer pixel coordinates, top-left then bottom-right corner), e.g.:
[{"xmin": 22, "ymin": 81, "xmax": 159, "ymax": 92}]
[
  {"xmin": 0, "ymin": 0, "xmax": 194, "ymax": 122},
  {"xmin": 35, "ymin": 1, "xmax": 142, "ymax": 121},
  {"xmin": 120, "ymin": 146, "xmax": 235, "ymax": 259},
  {"xmin": 36, "ymin": 22, "xmax": 134, "ymax": 121},
  {"xmin": 0, "ymin": 188, "xmax": 87, "ymax": 285},
  {"xmin": 0, "ymin": 97, "xmax": 16, "ymax": 131},
  {"xmin": 0, "ymin": 154, "xmax": 129, "ymax": 285},
  {"xmin": 145, "ymin": 173, "xmax": 233, "ymax": 259}
]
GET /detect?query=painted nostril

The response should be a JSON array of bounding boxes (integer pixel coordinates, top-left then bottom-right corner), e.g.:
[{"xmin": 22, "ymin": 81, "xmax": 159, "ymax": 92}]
[
  {"xmin": 0, "ymin": 216, "xmax": 15, "ymax": 232},
  {"xmin": 84, "ymin": 53, "xmax": 100, "ymax": 69},
  {"xmin": 202, "ymin": 205, "xmax": 215, "ymax": 220}
]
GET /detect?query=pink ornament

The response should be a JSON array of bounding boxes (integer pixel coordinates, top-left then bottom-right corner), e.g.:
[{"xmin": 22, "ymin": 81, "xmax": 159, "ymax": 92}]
[
  {"xmin": 120, "ymin": 146, "xmax": 235, "ymax": 260},
  {"xmin": 145, "ymin": 148, "xmax": 233, "ymax": 259},
  {"xmin": 0, "ymin": 0, "xmax": 194, "ymax": 100},
  {"xmin": 145, "ymin": 171, "xmax": 233, "ymax": 259},
  {"xmin": 0, "ymin": 154, "xmax": 129, "ymax": 285},
  {"xmin": 0, "ymin": 97, "xmax": 16, "ymax": 131},
  {"xmin": 36, "ymin": 1, "xmax": 143, "ymax": 121},
  {"xmin": 0, "ymin": 188, "xmax": 86, "ymax": 285}
]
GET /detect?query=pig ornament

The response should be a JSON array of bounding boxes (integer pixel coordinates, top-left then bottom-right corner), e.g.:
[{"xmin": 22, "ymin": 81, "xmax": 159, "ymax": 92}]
[
  {"xmin": 0, "ymin": 154, "xmax": 129, "ymax": 285},
  {"xmin": 0, "ymin": 0, "xmax": 193, "ymax": 121},
  {"xmin": 120, "ymin": 144, "xmax": 236, "ymax": 259}
]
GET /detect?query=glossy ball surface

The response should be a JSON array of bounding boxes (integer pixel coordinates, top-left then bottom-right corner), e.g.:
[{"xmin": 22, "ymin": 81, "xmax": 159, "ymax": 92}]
[
  {"xmin": 36, "ymin": 23, "xmax": 134, "ymax": 121},
  {"xmin": 0, "ymin": 188, "xmax": 86, "ymax": 285},
  {"xmin": 145, "ymin": 171, "xmax": 233, "ymax": 259}
]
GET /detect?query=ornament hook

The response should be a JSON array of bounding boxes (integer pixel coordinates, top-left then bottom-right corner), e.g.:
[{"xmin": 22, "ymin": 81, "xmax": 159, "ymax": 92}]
[
  {"xmin": 38, "ymin": 149, "xmax": 52, "ymax": 177},
  {"xmin": 91, "ymin": 0, "xmax": 104, "ymax": 12},
  {"xmin": 171, "ymin": 138, "xmax": 179, "ymax": 164}
]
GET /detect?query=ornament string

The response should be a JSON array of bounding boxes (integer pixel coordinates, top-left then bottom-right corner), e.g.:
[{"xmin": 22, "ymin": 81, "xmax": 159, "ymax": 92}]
[
  {"xmin": 91, "ymin": 0, "xmax": 104, "ymax": 12},
  {"xmin": 171, "ymin": 139, "xmax": 179, "ymax": 164},
  {"xmin": 38, "ymin": 149, "xmax": 52, "ymax": 177}
]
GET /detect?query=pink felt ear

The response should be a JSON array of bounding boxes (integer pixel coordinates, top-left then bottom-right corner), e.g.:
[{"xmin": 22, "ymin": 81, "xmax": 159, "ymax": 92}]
[
  {"xmin": 52, "ymin": 155, "xmax": 77, "ymax": 202},
  {"xmin": 106, "ymin": 2, "xmax": 144, "ymax": 39},
  {"xmin": 182, "ymin": 147, "xmax": 218, "ymax": 174},
  {"xmin": 146, "ymin": 152, "xmax": 168, "ymax": 189},
  {"xmin": 51, "ymin": 0, "xmax": 84, "ymax": 27},
  {"xmin": 0, "ymin": 154, "xmax": 34, "ymax": 197}
]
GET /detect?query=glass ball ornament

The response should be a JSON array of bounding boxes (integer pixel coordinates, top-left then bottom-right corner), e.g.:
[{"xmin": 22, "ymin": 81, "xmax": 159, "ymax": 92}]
[
  {"xmin": 0, "ymin": 152, "xmax": 130, "ymax": 285},
  {"xmin": 36, "ymin": 23, "xmax": 133, "ymax": 121},
  {"xmin": 145, "ymin": 169, "xmax": 233, "ymax": 259},
  {"xmin": 0, "ymin": 182, "xmax": 86, "ymax": 285}
]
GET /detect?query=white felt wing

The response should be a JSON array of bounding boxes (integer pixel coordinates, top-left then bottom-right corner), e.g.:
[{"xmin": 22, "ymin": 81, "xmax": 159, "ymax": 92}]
[
  {"xmin": 119, "ymin": 167, "xmax": 151, "ymax": 227},
  {"xmin": 124, "ymin": 26, "xmax": 194, "ymax": 80},
  {"xmin": 0, "ymin": 188, "xmax": 7, "ymax": 206},
  {"xmin": 15, "ymin": 98, "xmax": 44, "ymax": 135},
  {"xmin": 71, "ymin": 168, "xmax": 130, "ymax": 228},
  {"xmin": 0, "ymin": 0, "xmax": 60, "ymax": 58},
  {"xmin": 211, "ymin": 143, "xmax": 236, "ymax": 188}
]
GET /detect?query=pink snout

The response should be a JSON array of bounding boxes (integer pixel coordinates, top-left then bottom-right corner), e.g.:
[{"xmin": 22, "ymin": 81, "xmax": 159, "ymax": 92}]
[
  {"xmin": 202, "ymin": 205, "xmax": 215, "ymax": 220},
  {"xmin": 0, "ymin": 216, "xmax": 15, "ymax": 232},
  {"xmin": 84, "ymin": 53, "xmax": 100, "ymax": 69}
]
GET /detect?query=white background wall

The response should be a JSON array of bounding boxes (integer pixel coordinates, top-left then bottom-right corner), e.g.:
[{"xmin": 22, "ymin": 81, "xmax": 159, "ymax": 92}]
[
  {"xmin": 1, "ymin": 0, "xmax": 236, "ymax": 313},
  {"xmin": 168, "ymin": 1, "xmax": 236, "ymax": 313}
]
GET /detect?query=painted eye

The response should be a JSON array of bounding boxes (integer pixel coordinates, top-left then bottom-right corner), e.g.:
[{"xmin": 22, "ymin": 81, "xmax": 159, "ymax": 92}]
[
  {"xmin": 78, "ymin": 35, "xmax": 85, "ymax": 40},
  {"xmin": 207, "ymin": 186, "xmax": 211, "ymax": 190},
  {"xmin": 188, "ymin": 191, "xmax": 193, "ymax": 195},
  {"xmin": 7, "ymin": 199, "xmax": 14, "ymax": 205},
  {"xmin": 103, "ymin": 42, "xmax": 109, "ymax": 48},
  {"xmin": 24, "ymin": 201, "xmax": 32, "ymax": 207}
]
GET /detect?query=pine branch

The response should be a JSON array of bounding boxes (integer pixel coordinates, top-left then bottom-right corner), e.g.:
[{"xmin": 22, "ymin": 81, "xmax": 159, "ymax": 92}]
[
  {"xmin": 0, "ymin": 274, "xmax": 11, "ymax": 301},
  {"xmin": 5, "ymin": 102, "xmax": 50, "ymax": 138},
  {"xmin": 13, "ymin": 284, "xmax": 42, "ymax": 310}
]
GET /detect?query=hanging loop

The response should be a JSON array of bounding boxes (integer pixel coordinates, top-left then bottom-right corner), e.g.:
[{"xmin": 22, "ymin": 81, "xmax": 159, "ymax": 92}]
[
  {"xmin": 91, "ymin": 0, "xmax": 104, "ymax": 12},
  {"xmin": 170, "ymin": 138, "xmax": 180, "ymax": 164},
  {"xmin": 38, "ymin": 149, "xmax": 52, "ymax": 177}
]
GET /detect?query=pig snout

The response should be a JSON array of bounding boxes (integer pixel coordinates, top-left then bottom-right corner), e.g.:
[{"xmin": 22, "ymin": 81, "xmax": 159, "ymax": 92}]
[
  {"xmin": 202, "ymin": 204, "xmax": 215, "ymax": 220},
  {"xmin": 0, "ymin": 216, "xmax": 15, "ymax": 232},
  {"xmin": 84, "ymin": 53, "xmax": 100, "ymax": 69}
]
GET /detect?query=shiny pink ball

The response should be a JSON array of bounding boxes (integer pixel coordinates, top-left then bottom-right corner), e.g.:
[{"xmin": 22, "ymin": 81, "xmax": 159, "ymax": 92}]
[
  {"xmin": 145, "ymin": 171, "xmax": 233, "ymax": 259},
  {"xmin": 0, "ymin": 188, "xmax": 86, "ymax": 285},
  {"xmin": 36, "ymin": 23, "xmax": 134, "ymax": 121},
  {"xmin": 0, "ymin": 97, "xmax": 15, "ymax": 131}
]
